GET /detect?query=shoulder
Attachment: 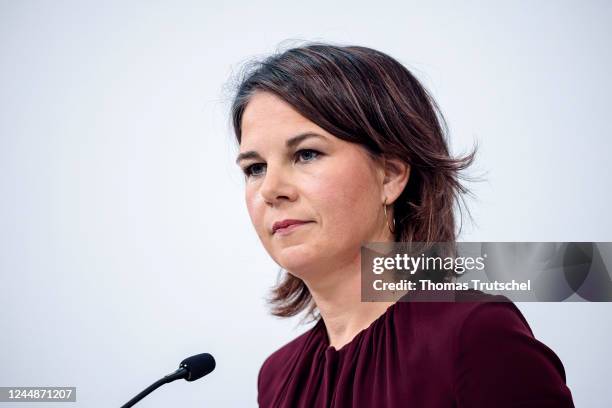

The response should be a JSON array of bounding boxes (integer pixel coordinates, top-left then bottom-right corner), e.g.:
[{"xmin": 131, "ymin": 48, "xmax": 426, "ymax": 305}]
[
  {"xmin": 394, "ymin": 290, "xmax": 574, "ymax": 405},
  {"xmin": 455, "ymin": 290, "xmax": 535, "ymax": 339},
  {"xmin": 401, "ymin": 290, "xmax": 574, "ymax": 406},
  {"xmin": 257, "ymin": 321, "xmax": 322, "ymax": 403},
  {"xmin": 394, "ymin": 289, "xmax": 545, "ymax": 367},
  {"xmin": 393, "ymin": 289, "xmax": 531, "ymax": 341},
  {"xmin": 456, "ymin": 300, "xmax": 574, "ymax": 405}
]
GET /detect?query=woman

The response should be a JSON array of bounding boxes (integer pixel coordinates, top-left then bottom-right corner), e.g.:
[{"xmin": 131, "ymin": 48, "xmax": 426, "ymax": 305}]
[{"xmin": 231, "ymin": 44, "xmax": 575, "ymax": 407}]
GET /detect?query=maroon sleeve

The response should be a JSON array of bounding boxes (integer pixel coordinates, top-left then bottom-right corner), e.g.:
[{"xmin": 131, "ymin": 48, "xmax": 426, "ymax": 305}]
[
  {"xmin": 257, "ymin": 356, "xmax": 272, "ymax": 407},
  {"xmin": 257, "ymin": 360, "xmax": 264, "ymax": 406},
  {"xmin": 454, "ymin": 302, "xmax": 575, "ymax": 408}
]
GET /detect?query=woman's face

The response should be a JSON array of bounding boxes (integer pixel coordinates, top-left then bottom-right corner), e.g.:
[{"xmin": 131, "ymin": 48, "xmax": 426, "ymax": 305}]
[{"xmin": 237, "ymin": 92, "xmax": 392, "ymax": 278}]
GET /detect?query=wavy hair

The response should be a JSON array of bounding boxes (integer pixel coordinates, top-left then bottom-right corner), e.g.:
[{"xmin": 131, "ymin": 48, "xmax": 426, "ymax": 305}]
[{"xmin": 231, "ymin": 43, "xmax": 477, "ymax": 320}]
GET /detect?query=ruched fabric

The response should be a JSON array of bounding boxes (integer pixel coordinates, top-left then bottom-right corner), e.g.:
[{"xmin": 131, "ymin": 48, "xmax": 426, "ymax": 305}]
[{"xmin": 257, "ymin": 291, "xmax": 575, "ymax": 407}]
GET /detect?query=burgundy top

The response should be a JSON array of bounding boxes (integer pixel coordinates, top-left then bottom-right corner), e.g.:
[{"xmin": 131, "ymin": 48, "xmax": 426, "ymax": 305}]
[{"xmin": 257, "ymin": 291, "xmax": 575, "ymax": 407}]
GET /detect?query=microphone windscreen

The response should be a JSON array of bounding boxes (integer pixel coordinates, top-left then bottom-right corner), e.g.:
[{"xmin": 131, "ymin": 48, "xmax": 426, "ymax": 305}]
[{"xmin": 180, "ymin": 353, "xmax": 216, "ymax": 382}]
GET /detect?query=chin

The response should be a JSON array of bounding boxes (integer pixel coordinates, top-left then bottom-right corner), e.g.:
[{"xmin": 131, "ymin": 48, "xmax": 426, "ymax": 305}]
[{"xmin": 274, "ymin": 245, "xmax": 320, "ymax": 275}]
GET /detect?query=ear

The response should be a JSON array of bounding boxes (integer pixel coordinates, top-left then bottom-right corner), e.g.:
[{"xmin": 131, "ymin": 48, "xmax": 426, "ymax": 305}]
[{"xmin": 380, "ymin": 157, "xmax": 410, "ymax": 205}]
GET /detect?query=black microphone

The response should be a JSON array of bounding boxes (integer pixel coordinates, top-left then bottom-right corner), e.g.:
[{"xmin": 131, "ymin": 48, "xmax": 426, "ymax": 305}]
[{"xmin": 121, "ymin": 353, "xmax": 216, "ymax": 407}]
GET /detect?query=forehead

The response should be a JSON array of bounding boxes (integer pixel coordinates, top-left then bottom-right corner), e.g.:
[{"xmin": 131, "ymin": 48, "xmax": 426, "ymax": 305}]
[{"xmin": 240, "ymin": 92, "xmax": 321, "ymax": 145}]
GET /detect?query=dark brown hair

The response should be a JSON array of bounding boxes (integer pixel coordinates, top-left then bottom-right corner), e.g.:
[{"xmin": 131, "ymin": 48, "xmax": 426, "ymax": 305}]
[{"xmin": 231, "ymin": 43, "xmax": 476, "ymax": 320}]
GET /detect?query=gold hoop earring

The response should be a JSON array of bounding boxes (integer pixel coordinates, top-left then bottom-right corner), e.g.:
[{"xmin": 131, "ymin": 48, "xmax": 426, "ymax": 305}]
[{"xmin": 383, "ymin": 198, "xmax": 396, "ymax": 234}]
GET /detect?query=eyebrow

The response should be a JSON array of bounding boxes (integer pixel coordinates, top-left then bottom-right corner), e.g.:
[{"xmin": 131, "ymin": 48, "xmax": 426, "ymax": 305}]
[{"xmin": 235, "ymin": 132, "xmax": 326, "ymax": 165}]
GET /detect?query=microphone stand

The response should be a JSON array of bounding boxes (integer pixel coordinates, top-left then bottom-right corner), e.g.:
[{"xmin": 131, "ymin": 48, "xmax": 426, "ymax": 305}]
[{"xmin": 121, "ymin": 367, "xmax": 187, "ymax": 408}]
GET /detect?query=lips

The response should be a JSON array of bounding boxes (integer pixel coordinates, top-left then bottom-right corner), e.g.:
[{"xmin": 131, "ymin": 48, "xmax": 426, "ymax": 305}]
[{"xmin": 272, "ymin": 219, "xmax": 312, "ymax": 234}]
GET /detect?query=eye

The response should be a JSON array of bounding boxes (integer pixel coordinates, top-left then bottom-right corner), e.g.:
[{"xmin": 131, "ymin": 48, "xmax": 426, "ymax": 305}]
[
  {"xmin": 295, "ymin": 149, "xmax": 321, "ymax": 162},
  {"xmin": 241, "ymin": 149, "xmax": 322, "ymax": 179},
  {"xmin": 243, "ymin": 163, "xmax": 266, "ymax": 177}
]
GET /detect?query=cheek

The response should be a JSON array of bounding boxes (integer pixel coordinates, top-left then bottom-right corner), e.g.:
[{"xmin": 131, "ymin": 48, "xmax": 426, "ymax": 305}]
[
  {"xmin": 309, "ymin": 163, "xmax": 380, "ymax": 235},
  {"xmin": 245, "ymin": 188, "xmax": 266, "ymax": 234}
]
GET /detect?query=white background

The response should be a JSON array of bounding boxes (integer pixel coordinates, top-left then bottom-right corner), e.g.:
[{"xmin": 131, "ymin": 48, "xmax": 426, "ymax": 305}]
[{"xmin": 1, "ymin": 1, "xmax": 610, "ymax": 406}]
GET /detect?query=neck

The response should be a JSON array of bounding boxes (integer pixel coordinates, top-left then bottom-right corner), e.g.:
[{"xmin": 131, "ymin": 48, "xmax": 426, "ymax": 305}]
[
  {"xmin": 302, "ymin": 233, "xmax": 399, "ymax": 350},
  {"xmin": 302, "ymin": 220, "xmax": 395, "ymax": 350}
]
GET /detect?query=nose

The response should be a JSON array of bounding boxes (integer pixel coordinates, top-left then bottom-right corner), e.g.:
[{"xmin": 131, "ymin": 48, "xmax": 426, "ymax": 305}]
[{"xmin": 259, "ymin": 163, "xmax": 297, "ymax": 206}]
